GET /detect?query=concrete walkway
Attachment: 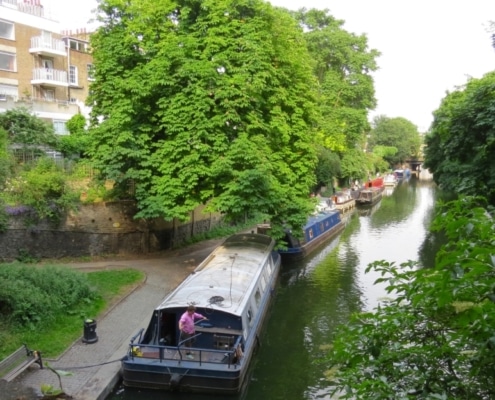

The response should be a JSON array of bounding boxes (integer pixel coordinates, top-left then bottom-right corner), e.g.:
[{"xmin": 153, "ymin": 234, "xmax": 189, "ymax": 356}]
[{"xmin": 18, "ymin": 237, "xmax": 226, "ymax": 400}]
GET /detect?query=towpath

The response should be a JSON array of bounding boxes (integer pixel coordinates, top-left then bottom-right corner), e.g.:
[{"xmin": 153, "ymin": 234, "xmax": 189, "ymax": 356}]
[{"xmin": 12, "ymin": 237, "xmax": 226, "ymax": 400}]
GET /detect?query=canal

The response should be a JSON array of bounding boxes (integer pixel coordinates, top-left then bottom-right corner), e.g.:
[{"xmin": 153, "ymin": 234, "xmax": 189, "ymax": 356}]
[{"xmin": 108, "ymin": 178, "xmax": 438, "ymax": 400}]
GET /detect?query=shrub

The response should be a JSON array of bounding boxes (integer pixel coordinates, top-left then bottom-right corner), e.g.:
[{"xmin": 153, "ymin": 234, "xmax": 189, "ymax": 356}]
[
  {"xmin": 1, "ymin": 157, "xmax": 79, "ymax": 224},
  {"xmin": 0, "ymin": 265, "xmax": 96, "ymax": 329}
]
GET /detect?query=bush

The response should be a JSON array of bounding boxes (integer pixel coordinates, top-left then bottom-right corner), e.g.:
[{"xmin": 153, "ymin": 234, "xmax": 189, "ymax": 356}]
[
  {"xmin": 1, "ymin": 157, "xmax": 79, "ymax": 224},
  {"xmin": 0, "ymin": 265, "xmax": 96, "ymax": 329}
]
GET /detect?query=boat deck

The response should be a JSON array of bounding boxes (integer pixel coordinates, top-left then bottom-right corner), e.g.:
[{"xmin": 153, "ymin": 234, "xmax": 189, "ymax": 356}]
[{"xmin": 136, "ymin": 346, "xmax": 234, "ymax": 364}]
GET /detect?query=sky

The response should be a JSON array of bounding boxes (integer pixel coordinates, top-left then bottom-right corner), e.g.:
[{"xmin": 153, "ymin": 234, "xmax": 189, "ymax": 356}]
[{"xmin": 44, "ymin": 0, "xmax": 495, "ymax": 132}]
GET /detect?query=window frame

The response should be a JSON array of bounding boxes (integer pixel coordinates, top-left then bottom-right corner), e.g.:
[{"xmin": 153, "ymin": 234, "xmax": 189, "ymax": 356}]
[
  {"xmin": 0, "ymin": 19, "xmax": 15, "ymax": 40},
  {"xmin": 53, "ymin": 120, "xmax": 68, "ymax": 135},
  {"xmin": 69, "ymin": 65, "xmax": 78, "ymax": 85},
  {"xmin": 0, "ymin": 51, "xmax": 16, "ymax": 72}
]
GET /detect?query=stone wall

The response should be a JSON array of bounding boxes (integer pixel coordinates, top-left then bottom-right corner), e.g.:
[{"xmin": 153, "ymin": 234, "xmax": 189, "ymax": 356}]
[{"xmin": 0, "ymin": 201, "xmax": 223, "ymax": 261}]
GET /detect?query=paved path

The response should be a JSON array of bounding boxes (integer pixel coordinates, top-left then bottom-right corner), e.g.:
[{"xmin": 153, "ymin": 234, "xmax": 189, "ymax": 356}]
[{"xmin": 18, "ymin": 237, "xmax": 226, "ymax": 400}]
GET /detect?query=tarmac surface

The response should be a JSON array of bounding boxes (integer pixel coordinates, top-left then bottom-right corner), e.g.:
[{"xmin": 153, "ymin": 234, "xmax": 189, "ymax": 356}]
[{"xmin": 16, "ymin": 237, "xmax": 227, "ymax": 400}]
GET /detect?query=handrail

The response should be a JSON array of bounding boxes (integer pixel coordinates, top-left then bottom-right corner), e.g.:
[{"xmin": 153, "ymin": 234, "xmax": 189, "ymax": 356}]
[
  {"xmin": 177, "ymin": 332, "xmax": 202, "ymax": 361},
  {"xmin": 130, "ymin": 328, "xmax": 144, "ymax": 344}
]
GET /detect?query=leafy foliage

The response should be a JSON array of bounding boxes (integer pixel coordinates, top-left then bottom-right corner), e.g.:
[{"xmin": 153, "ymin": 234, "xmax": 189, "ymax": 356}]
[
  {"xmin": 88, "ymin": 0, "xmax": 319, "ymax": 237},
  {"xmin": 0, "ymin": 265, "xmax": 96, "ymax": 329},
  {"xmin": 424, "ymin": 71, "xmax": 495, "ymax": 205},
  {"xmin": 340, "ymin": 148, "xmax": 370, "ymax": 183},
  {"xmin": 327, "ymin": 197, "xmax": 495, "ymax": 399},
  {"xmin": 295, "ymin": 9, "xmax": 379, "ymax": 153},
  {"xmin": 0, "ymin": 127, "xmax": 14, "ymax": 190},
  {"xmin": 1, "ymin": 158, "xmax": 79, "ymax": 223},
  {"xmin": 369, "ymin": 115, "xmax": 422, "ymax": 167},
  {"xmin": 0, "ymin": 107, "xmax": 58, "ymax": 149},
  {"xmin": 0, "ymin": 267, "xmax": 143, "ymax": 359},
  {"xmin": 315, "ymin": 146, "xmax": 341, "ymax": 191},
  {"xmin": 57, "ymin": 114, "xmax": 91, "ymax": 159}
]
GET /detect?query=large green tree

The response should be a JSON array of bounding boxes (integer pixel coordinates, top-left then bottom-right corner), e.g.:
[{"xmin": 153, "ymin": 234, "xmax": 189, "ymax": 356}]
[
  {"xmin": 369, "ymin": 115, "xmax": 422, "ymax": 167},
  {"xmin": 88, "ymin": 0, "xmax": 319, "ymax": 236},
  {"xmin": 424, "ymin": 71, "xmax": 495, "ymax": 204},
  {"xmin": 294, "ymin": 8, "xmax": 379, "ymax": 153}
]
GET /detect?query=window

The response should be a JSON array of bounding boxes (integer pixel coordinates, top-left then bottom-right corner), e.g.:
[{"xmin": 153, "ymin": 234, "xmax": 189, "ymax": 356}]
[
  {"xmin": 69, "ymin": 40, "xmax": 87, "ymax": 52},
  {"xmin": 53, "ymin": 120, "xmax": 68, "ymax": 135},
  {"xmin": 0, "ymin": 84, "xmax": 18, "ymax": 100},
  {"xmin": 87, "ymin": 63, "xmax": 95, "ymax": 81},
  {"xmin": 255, "ymin": 289, "xmax": 261, "ymax": 307},
  {"xmin": 0, "ymin": 20, "xmax": 14, "ymax": 40},
  {"xmin": 41, "ymin": 30, "xmax": 52, "ymax": 46},
  {"xmin": 43, "ymin": 89, "xmax": 55, "ymax": 101},
  {"xmin": 0, "ymin": 52, "xmax": 16, "ymax": 71},
  {"xmin": 69, "ymin": 65, "xmax": 78, "ymax": 85}
]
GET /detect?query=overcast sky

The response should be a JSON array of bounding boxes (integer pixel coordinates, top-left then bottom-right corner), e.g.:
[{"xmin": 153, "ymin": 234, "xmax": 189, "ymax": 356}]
[{"xmin": 44, "ymin": 0, "xmax": 495, "ymax": 131}]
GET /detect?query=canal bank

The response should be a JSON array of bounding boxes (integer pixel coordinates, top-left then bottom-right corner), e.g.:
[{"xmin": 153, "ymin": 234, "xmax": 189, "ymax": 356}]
[{"xmin": 14, "ymin": 237, "xmax": 227, "ymax": 400}]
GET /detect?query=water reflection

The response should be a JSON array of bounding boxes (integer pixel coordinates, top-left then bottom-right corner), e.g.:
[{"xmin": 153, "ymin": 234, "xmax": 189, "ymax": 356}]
[
  {"xmin": 107, "ymin": 179, "xmax": 438, "ymax": 400},
  {"xmin": 247, "ymin": 179, "xmax": 438, "ymax": 400}
]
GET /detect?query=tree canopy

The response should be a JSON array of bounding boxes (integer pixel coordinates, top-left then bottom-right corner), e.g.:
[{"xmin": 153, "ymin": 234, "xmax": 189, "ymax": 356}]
[
  {"xmin": 369, "ymin": 115, "xmax": 422, "ymax": 167},
  {"xmin": 295, "ymin": 8, "xmax": 379, "ymax": 153},
  {"xmin": 423, "ymin": 71, "xmax": 495, "ymax": 205},
  {"xmin": 88, "ymin": 0, "xmax": 322, "ymax": 235}
]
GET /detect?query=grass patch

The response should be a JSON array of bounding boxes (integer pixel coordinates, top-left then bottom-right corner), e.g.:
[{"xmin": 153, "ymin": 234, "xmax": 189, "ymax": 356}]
[{"xmin": 0, "ymin": 267, "xmax": 143, "ymax": 360}]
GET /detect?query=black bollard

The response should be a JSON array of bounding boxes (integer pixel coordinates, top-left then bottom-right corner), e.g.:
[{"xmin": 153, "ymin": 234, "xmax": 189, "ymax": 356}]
[{"xmin": 82, "ymin": 319, "xmax": 98, "ymax": 344}]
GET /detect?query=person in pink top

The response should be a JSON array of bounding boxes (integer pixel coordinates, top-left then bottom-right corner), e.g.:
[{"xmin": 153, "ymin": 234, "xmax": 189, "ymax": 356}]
[{"xmin": 178, "ymin": 305, "xmax": 207, "ymax": 358}]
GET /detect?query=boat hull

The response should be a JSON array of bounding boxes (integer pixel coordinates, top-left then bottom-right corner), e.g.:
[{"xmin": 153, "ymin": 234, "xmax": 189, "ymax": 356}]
[{"xmin": 279, "ymin": 211, "xmax": 344, "ymax": 261}]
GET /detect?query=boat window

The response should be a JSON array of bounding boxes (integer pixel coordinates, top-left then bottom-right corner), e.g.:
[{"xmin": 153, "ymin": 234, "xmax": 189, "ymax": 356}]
[
  {"xmin": 260, "ymin": 274, "xmax": 266, "ymax": 291},
  {"xmin": 247, "ymin": 308, "xmax": 254, "ymax": 326},
  {"xmin": 308, "ymin": 228, "xmax": 314, "ymax": 239},
  {"xmin": 266, "ymin": 259, "xmax": 272, "ymax": 274},
  {"xmin": 255, "ymin": 289, "xmax": 261, "ymax": 307}
]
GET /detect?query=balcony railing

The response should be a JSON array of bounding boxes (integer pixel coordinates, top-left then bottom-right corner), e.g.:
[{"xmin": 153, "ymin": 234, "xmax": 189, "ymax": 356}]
[
  {"xmin": 0, "ymin": 0, "xmax": 18, "ymax": 7},
  {"xmin": 30, "ymin": 36, "xmax": 67, "ymax": 57},
  {"xmin": 31, "ymin": 68, "xmax": 68, "ymax": 87}
]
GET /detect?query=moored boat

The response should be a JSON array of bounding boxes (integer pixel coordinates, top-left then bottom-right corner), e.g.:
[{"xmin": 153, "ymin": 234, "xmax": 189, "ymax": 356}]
[
  {"xmin": 383, "ymin": 173, "xmax": 397, "ymax": 187},
  {"xmin": 121, "ymin": 233, "xmax": 281, "ymax": 395},
  {"xmin": 355, "ymin": 186, "xmax": 383, "ymax": 207},
  {"xmin": 277, "ymin": 209, "xmax": 344, "ymax": 261},
  {"xmin": 332, "ymin": 190, "xmax": 356, "ymax": 213}
]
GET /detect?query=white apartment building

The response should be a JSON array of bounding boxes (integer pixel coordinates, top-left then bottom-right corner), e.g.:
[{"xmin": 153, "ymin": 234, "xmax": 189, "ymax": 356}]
[{"xmin": 0, "ymin": 0, "xmax": 93, "ymax": 135}]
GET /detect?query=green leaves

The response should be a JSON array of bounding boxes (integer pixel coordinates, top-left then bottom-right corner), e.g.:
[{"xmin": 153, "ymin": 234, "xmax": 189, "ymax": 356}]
[
  {"xmin": 88, "ymin": 0, "xmax": 318, "ymax": 230},
  {"xmin": 424, "ymin": 71, "xmax": 495, "ymax": 204},
  {"xmin": 369, "ymin": 115, "xmax": 422, "ymax": 167},
  {"xmin": 328, "ymin": 197, "xmax": 495, "ymax": 399}
]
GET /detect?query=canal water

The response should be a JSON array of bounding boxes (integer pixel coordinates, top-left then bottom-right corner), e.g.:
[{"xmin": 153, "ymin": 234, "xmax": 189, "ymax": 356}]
[{"xmin": 108, "ymin": 178, "xmax": 438, "ymax": 400}]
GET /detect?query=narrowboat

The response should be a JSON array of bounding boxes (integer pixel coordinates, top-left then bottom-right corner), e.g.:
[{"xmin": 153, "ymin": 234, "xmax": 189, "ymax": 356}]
[
  {"xmin": 278, "ymin": 209, "xmax": 344, "ymax": 261},
  {"xmin": 121, "ymin": 233, "xmax": 281, "ymax": 395},
  {"xmin": 332, "ymin": 190, "xmax": 356, "ymax": 213},
  {"xmin": 383, "ymin": 173, "xmax": 397, "ymax": 187},
  {"xmin": 356, "ymin": 186, "xmax": 383, "ymax": 207}
]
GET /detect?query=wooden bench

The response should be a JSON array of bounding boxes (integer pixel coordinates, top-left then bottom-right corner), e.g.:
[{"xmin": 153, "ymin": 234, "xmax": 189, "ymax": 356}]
[{"xmin": 0, "ymin": 344, "xmax": 43, "ymax": 382}]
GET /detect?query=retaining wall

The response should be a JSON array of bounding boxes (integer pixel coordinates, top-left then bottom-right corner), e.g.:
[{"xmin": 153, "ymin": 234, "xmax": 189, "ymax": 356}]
[{"xmin": 0, "ymin": 201, "xmax": 222, "ymax": 261}]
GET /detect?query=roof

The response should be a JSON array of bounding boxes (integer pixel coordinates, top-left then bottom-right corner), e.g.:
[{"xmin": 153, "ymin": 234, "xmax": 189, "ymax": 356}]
[{"xmin": 155, "ymin": 233, "xmax": 276, "ymax": 317}]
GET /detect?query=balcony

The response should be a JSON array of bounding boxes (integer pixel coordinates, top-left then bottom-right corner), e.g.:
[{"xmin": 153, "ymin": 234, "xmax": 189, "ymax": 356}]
[
  {"xmin": 29, "ymin": 37, "xmax": 67, "ymax": 57},
  {"xmin": 31, "ymin": 68, "xmax": 68, "ymax": 87}
]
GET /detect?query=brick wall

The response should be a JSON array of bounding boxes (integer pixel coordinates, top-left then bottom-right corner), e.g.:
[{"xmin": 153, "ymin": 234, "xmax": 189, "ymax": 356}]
[{"xmin": 0, "ymin": 201, "xmax": 223, "ymax": 261}]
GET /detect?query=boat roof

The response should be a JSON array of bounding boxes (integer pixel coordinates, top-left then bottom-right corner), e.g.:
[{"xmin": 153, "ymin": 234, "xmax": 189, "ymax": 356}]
[
  {"xmin": 304, "ymin": 210, "xmax": 340, "ymax": 230},
  {"xmin": 155, "ymin": 233, "xmax": 275, "ymax": 317}
]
